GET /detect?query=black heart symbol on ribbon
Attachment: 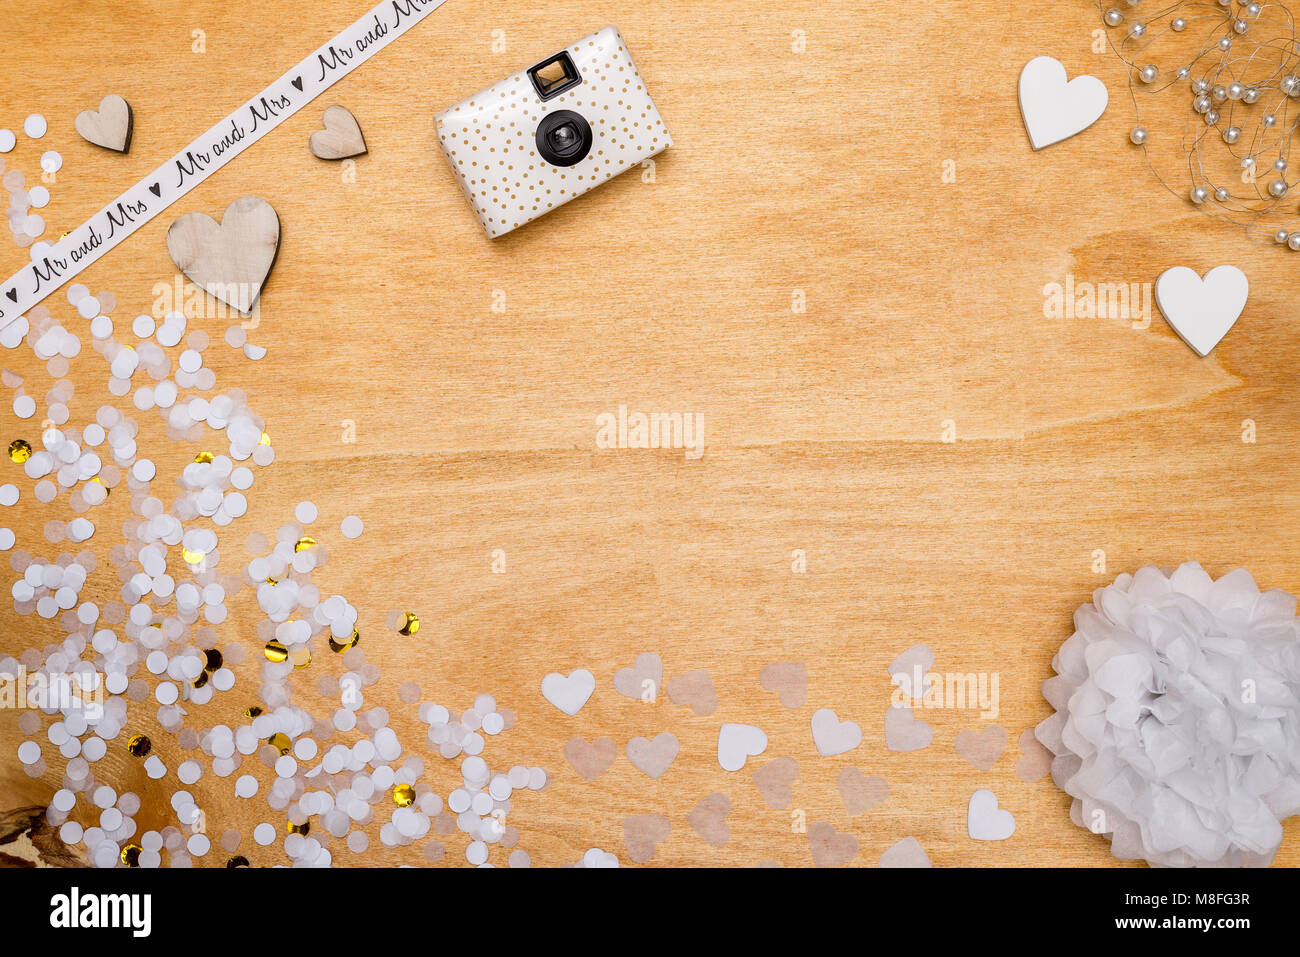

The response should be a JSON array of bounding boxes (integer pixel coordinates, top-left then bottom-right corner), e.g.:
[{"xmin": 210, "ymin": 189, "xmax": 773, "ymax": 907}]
[
  {"xmin": 291, "ymin": 77, "xmax": 303, "ymax": 92},
  {"xmin": 5, "ymin": 289, "xmax": 17, "ymax": 302},
  {"xmin": 149, "ymin": 183, "xmax": 161, "ymax": 197}
]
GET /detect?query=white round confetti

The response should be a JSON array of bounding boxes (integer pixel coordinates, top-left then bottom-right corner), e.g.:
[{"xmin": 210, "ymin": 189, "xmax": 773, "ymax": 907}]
[
  {"xmin": 29, "ymin": 185, "xmax": 49, "ymax": 208},
  {"xmin": 253, "ymin": 822, "xmax": 275, "ymax": 846},
  {"xmin": 17, "ymin": 741, "xmax": 40, "ymax": 764},
  {"xmin": 295, "ymin": 501, "xmax": 318, "ymax": 524},
  {"xmin": 341, "ymin": 516, "xmax": 363, "ymax": 539},
  {"xmin": 0, "ymin": 485, "xmax": 17, "ymax": 507},
  {"xmin": 23, "ymin": 114, "xmax": 46, "ymax": 138},
  {"xmin": 131, "ymin": 459, "xmax": 156, "ymax": 482},
  {"xmin": 0, "ymin": 129, "xmax": 14, "ymax": 152},
  {"xmin": 40, "ymin": 151, "xmax": 62, "ymax": 173},
  {"xmin": 13, "ymin": 396, "xmax": 35, "ymax": 419},
  {"xmin": 0, "ymin": 529, "xmax": 15, "ymax": 551},
  {"xmin": 132, "ymin": 314, "xmax": 156, "ymax": 338}
]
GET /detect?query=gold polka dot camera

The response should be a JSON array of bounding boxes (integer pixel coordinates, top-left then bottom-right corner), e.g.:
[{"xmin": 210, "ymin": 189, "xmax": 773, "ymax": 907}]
[{"xmin": 435, "ymin": 26, "xmax": 673, "ymax": 238}]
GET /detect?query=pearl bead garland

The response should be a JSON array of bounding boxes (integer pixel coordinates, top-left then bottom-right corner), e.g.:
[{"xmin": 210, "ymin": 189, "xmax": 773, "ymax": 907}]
[{"xmin": 1100, "ymin": 0, "xmax": 1300, "ymax": 248}]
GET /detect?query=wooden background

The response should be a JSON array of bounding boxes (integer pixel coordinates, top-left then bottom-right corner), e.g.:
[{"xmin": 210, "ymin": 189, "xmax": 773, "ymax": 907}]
[{"xmin": 0, "ymin": 0, "xmax": 1297, "ymax": 867}]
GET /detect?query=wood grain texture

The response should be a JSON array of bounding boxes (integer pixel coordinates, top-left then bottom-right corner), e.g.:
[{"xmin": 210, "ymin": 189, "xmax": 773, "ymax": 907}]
[{"xmin": 0, "ymin": 0, "xmax": 1298, "ymax": 867}]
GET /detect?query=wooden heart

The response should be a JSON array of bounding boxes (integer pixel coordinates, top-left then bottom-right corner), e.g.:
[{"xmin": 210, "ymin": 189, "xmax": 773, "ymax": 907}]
[
  {"xmin": 309, "ymin": 105, "xmax": 367, "ymax": 160},
  {"xmin": 75, "ymin": 94, "xmax": 133, "ymax": 153},
  {"xmin": 165, "ymin": 197, "xmax": 280, "ymax": 315},
  {"xmin": 1154, "ymin": 265, "xmax": 1249, "ymax": 356},
  {"xmin": 1019, "ymin": 56, "xmax": 1107, "ymax": 150}
]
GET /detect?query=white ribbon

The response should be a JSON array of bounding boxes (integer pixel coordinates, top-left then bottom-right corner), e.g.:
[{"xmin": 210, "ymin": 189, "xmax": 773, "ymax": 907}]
[{"xmin": 0, "ymin": 0, "xmax": 452, "ymax": 330}]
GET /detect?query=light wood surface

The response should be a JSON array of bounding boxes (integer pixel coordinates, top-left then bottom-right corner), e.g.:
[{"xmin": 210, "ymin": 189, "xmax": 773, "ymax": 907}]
[{"xmin": 0, "ymin": 0, "xmax": 1298, "ymax": 867}]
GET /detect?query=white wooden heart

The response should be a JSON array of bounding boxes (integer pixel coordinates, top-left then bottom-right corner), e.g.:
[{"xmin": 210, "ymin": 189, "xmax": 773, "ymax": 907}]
[
  {"xmin": 165, "ymin": 197, "xmax": 280, "ymax": 316},
  {"xmin": 75, "ymin": 94, "xmax": 133, "ymax": 153},
  {"xmin": 309, "ymin": 105, "xmax": 367, "ymax": 160},
  {"xmin": 1019, "ymin": 56, "xmax": 1108, "ymax": 150},
  {"xmin": 1154, "ymin": 264, "xmax": 1249, "ymax": 356}
]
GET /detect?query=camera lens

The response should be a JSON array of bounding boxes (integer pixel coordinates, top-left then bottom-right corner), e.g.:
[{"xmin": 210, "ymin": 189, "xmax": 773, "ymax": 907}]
[
  {"xmin": 551, "ymin": 124, "xmax": 577, "ymax": 149},
  {"xmin": 536, "ymin": 110, "xmax": 592, "ymax": 167}
]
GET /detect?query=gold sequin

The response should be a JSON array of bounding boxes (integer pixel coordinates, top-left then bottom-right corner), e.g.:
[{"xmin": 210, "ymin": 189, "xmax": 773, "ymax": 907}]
[
  {"xmin": 398, "ymin": 613, "xmax": 420, "ymax": 636},
  {"xmin": 127, "ymin": 733, "xmax": 151, "ymax": 757},
  {"xmin": 204, "ymin": 648, "xmax": 223, "ymax": 672},
  {"xmin": 287, "ymin": 820, "xmax": 310, "ymax": 835},
  {"xmin": 8, "ymin": 439, "xmax": 32, "ymax": 463},
  {"xmin": 267, "ymin": 732, "xmax": 291, "ymax": 755},
  {"xmin": 244, "ymin": 705, "xmax": 264, "ymax": 718},
  {"xmin": 193, "ymin": 451, "xmax": 214, "ymax": 464},
  {"xmin": 120, "ymin": 844, "xmax": 142, "ymax": 867},
  {"xmin": 393, "ymin": 784, "xmax": 416, "ymax": 807},
  {"xmin": 258, "ymin": 431, "xmax": 271, "ymax": 446},
  {"xmin": 264, "ymin": 639, "xmax": 288, "ymax": 663},
  {"xmin": 192, "ymin": 670, "xmax": 209, "ymax": 689},
  {"xmin": 294, "ymin": 536, "xmax": 317, "ymax": 552},
  {"xmin": 289, "ymin": 645, "xmax": 312, "ymax": 669},
  {"xmin": 225, "ymin": 855, "xmax": 250, "ymax": 867},
  {"xmin": 182, "ymin": 548, "xmax": 205, "ymax": 566},
  {"xmin": 328, "ymin": 629, "xmax": 360, "ymax": 654}
]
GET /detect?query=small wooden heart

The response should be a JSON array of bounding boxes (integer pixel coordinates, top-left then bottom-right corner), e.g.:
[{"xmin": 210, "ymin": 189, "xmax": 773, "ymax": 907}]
[
  {"xmin": 309, "ymin": 105, "xmax": 367, "ymax": 160},
  {"xmin": 75, "ymin": 94, "xmax": 134, "ymax": 153},
  {"xmin": 1154, "ymin": 264, "xmax": 1249, "ymax": 356},
  {"xmin": 165, "ymin": 197, "xmax": 280, "ymax": 315}
]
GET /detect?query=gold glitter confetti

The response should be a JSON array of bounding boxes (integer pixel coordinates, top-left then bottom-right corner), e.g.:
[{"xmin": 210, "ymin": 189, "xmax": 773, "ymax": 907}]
[
  {"xmin": 226, "ymin": 855, "xmax": 249, "ymax": 867},
  {"xmin": 182, "ymin": 548, "xmax": 205, "ymax": 565},
  {"xmin": 120, "ymin": 844, "xmax": 142, "ymax": 867},
  {"xmin": 328, "ymin": 629, "xmax": 359, "ymax": 654},
  {"xmin": 264, "ymin": 577, "xmax": 278, "ymax": 585},
  {"xmin": 264, "ymin": 639, "xmax": 288, "ymax": 663},
  {"xmin": 267, "ymin": 732, "xmax": 291, "ymax": 755},
  {"xmin": 192, "ymin": 670, "xmax": 209, "ymax": 690},
  {"xmin": 127, "ymin": 733, "xmax": 151, "ymax": 757},
  {"xmin": 193, "ymin": 451, "xmax": 214, "ymax": 464},
  {"xmin": 204, "ymin": 648, "xmax": 223, "ymax": 672},
  {"xmin": 393, "ymin": 784, "xmax": 415, "ymax": 807},
  {"xmin": 8, "ymin": 439, "xmax": 32, "ymax": 463},
  {"xmin": 244, "ymin": 705, "xmax": 264, "ymax": 718},
  {"xmin": 294, "ymin": 536, "xmax": 317, "ymax": 552},
  {"xmin": 259, "ymin": 431, "xmax": 271, "ymax": 445},
  {"xmin": 398, "ymin": 613, "xmax": 421, "ymax": 636},
  {"xmin": 287, "ymin": 820, "xmax": 310, "ymax": 835}
]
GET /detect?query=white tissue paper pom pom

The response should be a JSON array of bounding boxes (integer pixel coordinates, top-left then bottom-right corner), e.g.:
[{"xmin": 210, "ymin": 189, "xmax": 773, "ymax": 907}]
[{"xmin": 1036, "ymin": 562, "xmax": 1300, "ymax": 867}]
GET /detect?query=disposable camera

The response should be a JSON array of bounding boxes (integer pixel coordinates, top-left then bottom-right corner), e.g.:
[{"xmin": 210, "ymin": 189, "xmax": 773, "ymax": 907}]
[{"xmin": 435, "ymin": 26, "xmax": 673, "ymax": 238}]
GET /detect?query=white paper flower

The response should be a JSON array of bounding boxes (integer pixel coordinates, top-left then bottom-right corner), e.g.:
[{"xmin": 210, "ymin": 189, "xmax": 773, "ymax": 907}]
[{"xmin": 1036, "ymin": 562, "xmax": 1300, "ymax": 867}]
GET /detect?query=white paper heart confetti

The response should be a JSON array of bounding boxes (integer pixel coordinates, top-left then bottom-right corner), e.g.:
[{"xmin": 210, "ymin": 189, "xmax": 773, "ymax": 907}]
[
  {"xmin": 1019, "ymin": 56, "xmax": 1108, "ymax": 150},
  {"xmin": 967, "ymin": 789, "xmax": 1016, "ymax": 841},
  {"xmin": 1154, "ymin": 264, "xmax": 1249, "ymax": 356},
  {"xmin": 540, "ymin": 668, "xmax": 595, "ymax": 716},
  {"xmin": 811, "ymin": 708, "xmax": 862, "ymax": 756},
  {"xmin": 885, "ymin": 704, "xmax": 933, "ymax": 752},
  {"xmin": 717, "ymin": 723, "xmax": 767, "ymax": 772}
]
